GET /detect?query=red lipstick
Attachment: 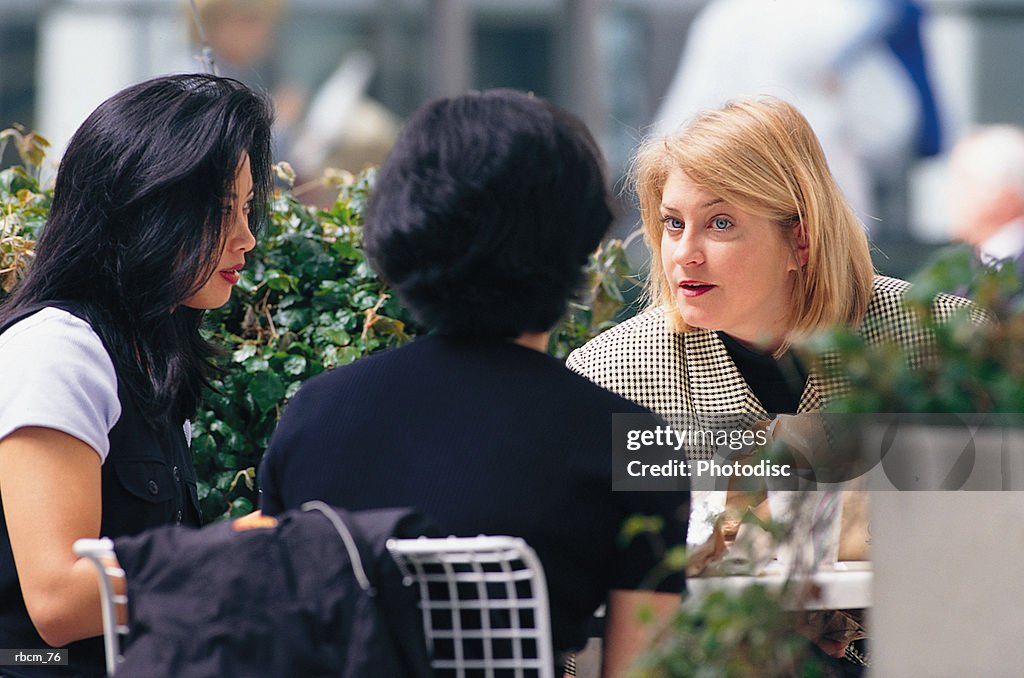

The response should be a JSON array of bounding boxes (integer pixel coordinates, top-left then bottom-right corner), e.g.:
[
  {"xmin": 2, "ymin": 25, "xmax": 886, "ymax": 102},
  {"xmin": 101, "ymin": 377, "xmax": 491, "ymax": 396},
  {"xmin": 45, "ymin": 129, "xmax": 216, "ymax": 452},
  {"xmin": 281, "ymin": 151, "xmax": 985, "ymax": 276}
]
[
  {"xmin": 678, "ymin": 280, "xmax": 715, "ymax": 298},
  {"xmin": 219, "ymin": 265, "xmax": 243, "ymax": 285}
]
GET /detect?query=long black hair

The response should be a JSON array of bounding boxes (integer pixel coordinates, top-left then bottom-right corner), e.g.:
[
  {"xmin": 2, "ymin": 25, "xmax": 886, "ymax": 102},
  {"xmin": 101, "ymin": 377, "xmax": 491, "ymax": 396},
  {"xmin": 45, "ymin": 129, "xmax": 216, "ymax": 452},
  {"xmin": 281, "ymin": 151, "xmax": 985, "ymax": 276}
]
[{"xmin": 0, "ymin": 74, "xmax": 273, "ymax": 422}]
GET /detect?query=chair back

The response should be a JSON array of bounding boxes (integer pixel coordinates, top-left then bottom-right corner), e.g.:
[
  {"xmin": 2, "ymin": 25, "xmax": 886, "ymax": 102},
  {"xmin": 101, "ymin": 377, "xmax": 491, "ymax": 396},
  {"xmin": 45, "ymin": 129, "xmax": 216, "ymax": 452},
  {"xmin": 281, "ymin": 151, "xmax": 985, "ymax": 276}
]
[
  {"xmin": 73, "ymin": 537, "xmax": 126, "ymax": 676},
  {"xmin": 387, "ymin": 535, "xmax": 555, "ymax": 678}
]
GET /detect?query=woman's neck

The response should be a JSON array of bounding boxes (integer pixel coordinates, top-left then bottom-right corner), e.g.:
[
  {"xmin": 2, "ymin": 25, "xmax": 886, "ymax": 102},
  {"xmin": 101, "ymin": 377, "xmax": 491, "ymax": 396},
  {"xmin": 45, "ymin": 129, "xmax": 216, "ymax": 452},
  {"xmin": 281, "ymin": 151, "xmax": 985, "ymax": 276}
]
[{"xmin": 512, "ymin": 331, "xmax": 550, "ymax": 353}]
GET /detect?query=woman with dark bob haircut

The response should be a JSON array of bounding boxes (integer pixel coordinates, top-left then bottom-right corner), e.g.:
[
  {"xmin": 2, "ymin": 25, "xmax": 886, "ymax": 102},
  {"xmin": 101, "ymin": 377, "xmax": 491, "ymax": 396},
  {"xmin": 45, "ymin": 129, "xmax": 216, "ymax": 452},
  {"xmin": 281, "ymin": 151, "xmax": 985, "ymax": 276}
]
[
  {"xmin": 259, "ymin": 89, "xmax": 689, "ymax": 676},
  {"xmin": 0, "ymin": 73, "xmax": 272, "ymax": 677},
  {"xmin": 362, "ymin": 90, "xmax": 613, "ymax": 337}
]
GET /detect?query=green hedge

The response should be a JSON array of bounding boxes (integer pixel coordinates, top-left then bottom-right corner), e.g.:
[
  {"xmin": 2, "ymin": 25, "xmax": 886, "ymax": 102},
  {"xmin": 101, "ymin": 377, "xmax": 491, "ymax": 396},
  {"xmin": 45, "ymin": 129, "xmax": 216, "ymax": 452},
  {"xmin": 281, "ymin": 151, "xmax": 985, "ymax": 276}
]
[{"xmin": 1, "ymin": 132, "xmax": 633, "ymax": 521}]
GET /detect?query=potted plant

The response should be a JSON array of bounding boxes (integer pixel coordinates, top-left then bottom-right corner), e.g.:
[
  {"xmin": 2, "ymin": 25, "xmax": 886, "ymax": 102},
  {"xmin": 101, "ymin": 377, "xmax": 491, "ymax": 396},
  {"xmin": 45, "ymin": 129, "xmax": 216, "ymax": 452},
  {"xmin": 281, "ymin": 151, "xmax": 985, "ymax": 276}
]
[{"xmin": 800, "ymin": 248, "xmax": 1024, "ymax": 676}]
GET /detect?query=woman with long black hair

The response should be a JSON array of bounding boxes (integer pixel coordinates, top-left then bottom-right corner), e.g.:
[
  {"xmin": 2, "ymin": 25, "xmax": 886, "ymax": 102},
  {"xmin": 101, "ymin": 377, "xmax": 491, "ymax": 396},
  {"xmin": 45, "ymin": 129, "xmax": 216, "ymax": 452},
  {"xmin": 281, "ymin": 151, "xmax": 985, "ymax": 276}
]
[{"xmin": 0, "ymin": 73, "xmax": 272, "ymax": 677}]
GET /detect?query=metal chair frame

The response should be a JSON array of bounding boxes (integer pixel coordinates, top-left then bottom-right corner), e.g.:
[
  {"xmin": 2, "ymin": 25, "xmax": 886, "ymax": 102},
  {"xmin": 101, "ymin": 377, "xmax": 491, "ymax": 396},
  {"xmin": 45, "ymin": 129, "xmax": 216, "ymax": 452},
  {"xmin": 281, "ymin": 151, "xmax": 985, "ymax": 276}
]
[
  {"xmin": 73, "ymin": 537, "xmax": 125, "ymax": 676},
  {"xmin": 387, "ymin": 535, "xmax": 555, "ymax": 678}
]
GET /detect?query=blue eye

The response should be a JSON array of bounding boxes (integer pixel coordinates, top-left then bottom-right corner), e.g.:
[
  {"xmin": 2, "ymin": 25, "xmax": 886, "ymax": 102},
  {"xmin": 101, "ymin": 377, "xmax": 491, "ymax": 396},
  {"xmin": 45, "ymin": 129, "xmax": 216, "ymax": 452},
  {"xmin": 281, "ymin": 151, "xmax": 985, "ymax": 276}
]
[
  {"xmin": 663, "ymin": 216, "xmax": 684, "ymax": 230},
  {"xmin": 711, "ymin": 216, "xmax": 733, "ymax": 231}
]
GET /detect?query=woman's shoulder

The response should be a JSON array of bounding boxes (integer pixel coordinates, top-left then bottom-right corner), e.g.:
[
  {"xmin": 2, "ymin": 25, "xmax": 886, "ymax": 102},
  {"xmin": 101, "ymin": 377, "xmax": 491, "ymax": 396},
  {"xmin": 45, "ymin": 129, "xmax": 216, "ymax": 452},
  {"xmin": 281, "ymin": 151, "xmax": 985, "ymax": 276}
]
[
  {"xmin": 863, "ymin": 275, "xmax": 986, "ymax": 348},
  {"xmin": 0, "ymin": 306, "xmax": 102, "ymax": 349},
  {"xmin": 868, "ymin": 274, "xmax": 983, "ymax": 320},
  {"xmin": 566, "ymin": 306, "xmax": 674, "ymax": 371},
  {"xmin": 565, "ymin": 305, "xmax": 698, "ymax": 420},
  {"xmin": 0, "ymin": 306, "xmax": 120, "ymax": 459}
]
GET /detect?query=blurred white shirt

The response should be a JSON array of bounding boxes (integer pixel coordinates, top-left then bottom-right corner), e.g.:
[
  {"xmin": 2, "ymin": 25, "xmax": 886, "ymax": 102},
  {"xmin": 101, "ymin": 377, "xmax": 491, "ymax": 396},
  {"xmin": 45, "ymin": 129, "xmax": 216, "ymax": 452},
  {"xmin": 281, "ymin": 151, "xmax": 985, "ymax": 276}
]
[{"xmin": 653, "ymin": 0, "xmax": 919, "ymax": 220}]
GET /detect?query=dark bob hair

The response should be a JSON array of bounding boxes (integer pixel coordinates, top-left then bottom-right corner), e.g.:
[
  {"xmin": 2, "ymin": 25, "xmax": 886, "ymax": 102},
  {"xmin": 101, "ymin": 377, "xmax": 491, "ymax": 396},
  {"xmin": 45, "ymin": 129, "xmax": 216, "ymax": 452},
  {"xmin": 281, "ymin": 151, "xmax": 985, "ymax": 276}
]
[
  {"xmin": 0, "ymin": 74, "xmax": 273, "ymax": 422},
  {"xmin": 363, "ymin": 89, "xmax": 614, "ymax": 338}
]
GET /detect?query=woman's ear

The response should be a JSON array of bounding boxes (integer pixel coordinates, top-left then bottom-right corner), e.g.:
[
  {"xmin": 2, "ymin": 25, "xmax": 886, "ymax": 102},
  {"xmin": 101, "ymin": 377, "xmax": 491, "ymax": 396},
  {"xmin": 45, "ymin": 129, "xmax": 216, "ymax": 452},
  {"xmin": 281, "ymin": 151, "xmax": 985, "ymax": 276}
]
[{"xmin": 791, "ymin": 221, "xmax": 809, "ymax": 269}]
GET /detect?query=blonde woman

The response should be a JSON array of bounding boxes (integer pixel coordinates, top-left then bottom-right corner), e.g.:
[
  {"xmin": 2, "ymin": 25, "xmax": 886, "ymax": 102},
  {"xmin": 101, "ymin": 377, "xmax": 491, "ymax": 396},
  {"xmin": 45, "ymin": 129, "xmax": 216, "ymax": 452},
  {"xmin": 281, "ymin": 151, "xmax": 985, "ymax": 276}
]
[
  {"xmin": 566, "ymin": 97, "xmax": 970, "ymax": 661},
  {"xmin": 569, "ymin": 96, "xmax": 968, "ymax": 446}
]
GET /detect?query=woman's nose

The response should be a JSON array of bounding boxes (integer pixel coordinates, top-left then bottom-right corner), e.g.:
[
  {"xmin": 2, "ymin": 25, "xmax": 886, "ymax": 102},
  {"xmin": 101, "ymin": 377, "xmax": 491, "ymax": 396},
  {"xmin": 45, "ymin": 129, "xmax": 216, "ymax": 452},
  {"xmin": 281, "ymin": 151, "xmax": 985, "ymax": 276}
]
[
  {"xmin": 233, "ymin": 214, "xmax": 256, "ymax": 253},
  {"xmin": 672, "ymin": 229, "xmax": 704, "ymax": 266}
]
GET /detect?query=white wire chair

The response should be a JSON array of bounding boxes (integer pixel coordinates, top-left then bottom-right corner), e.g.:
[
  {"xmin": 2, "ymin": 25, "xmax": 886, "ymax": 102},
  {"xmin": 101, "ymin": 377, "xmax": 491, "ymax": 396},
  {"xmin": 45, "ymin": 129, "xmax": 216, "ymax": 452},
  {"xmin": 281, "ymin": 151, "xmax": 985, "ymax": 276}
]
[
  {"xmin": 386, "ymin": 535, "xmax": 555, "ymax": 678},
  {"xmin": 73, "ymin": 537, "xmax": 126, "ymax": 676}
]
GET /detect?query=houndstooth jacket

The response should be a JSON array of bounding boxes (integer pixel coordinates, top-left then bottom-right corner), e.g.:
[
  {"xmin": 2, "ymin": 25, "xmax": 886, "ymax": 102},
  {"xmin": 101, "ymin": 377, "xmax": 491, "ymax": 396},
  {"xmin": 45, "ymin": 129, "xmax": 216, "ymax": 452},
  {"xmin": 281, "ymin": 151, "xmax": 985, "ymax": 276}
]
[{"xmin": 566, "ymin": 276, "xmax": 975, "ymax": 460}]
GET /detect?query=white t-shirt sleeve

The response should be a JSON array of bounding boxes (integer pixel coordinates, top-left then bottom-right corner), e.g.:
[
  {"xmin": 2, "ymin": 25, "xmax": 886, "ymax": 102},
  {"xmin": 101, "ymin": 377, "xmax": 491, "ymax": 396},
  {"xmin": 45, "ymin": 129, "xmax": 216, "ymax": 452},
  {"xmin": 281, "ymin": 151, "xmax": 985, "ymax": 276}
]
[{"xmin": 0, "ymin": 307, "xmax": 121, "ymax": 462}]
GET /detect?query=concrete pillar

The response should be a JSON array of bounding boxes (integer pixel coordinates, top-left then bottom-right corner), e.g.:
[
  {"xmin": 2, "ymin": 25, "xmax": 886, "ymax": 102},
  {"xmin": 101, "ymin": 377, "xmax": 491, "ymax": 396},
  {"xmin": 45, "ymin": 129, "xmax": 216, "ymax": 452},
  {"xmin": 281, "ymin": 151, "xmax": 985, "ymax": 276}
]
[
  {"xmin": 427, "ymin": 0, "xmax": 473, "ymax": 98},
  {"xmin": 926, "ymin": 0, "xmax": 1024, "ymax": 131},
  {"xmin": 564, "ymin": 0, "xmax": 602, "ymax": 135},
  {"xmin": 373, "ymin": 0, "xmax": 408, "ymax": 107}
]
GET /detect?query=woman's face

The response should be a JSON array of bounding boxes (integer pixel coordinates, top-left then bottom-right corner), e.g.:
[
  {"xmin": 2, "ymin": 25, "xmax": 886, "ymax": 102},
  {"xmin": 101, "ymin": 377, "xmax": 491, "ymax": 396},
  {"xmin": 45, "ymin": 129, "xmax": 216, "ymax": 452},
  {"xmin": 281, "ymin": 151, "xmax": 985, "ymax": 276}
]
[
  {"xmin": 659, "ymin": 168, "xmax": 803, "ymax": 352},
  {"xmin": 182, "ymin": 153, "xmax": 256, "ymax": 310}
]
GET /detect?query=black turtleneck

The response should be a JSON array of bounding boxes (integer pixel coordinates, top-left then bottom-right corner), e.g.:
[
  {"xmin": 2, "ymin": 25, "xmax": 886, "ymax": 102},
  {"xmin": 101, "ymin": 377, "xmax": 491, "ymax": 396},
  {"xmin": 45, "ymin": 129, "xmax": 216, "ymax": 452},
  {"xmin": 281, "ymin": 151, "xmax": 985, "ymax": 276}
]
[{"xmin": 716, "ymin": 331, "xmax": 808, "ymax": 415}]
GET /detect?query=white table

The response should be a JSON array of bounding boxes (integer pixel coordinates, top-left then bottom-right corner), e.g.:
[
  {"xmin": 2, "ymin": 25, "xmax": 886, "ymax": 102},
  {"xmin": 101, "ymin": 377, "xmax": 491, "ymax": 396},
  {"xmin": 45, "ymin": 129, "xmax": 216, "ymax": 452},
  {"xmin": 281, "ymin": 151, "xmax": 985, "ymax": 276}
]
[{"xmin": 685, "ymin": 561, "xmax": 872, "ymax": 611}]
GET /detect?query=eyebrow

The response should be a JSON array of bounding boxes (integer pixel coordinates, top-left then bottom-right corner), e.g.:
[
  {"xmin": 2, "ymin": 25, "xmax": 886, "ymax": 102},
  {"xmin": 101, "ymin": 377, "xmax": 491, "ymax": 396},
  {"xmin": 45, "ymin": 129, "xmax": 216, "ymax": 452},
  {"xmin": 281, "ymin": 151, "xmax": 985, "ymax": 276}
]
[{"xmin": 660, "ymin": 197, "xmax": 726, "ymax": 212}]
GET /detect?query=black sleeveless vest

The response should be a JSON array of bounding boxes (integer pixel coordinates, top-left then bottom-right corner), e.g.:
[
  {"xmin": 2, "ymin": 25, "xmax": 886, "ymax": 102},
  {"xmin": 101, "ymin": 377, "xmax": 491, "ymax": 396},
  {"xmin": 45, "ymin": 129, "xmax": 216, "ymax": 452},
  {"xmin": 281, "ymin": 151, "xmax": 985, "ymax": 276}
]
[{"xmin": 0, "ymin": 303, "xmax": 201, "ymax": 678}]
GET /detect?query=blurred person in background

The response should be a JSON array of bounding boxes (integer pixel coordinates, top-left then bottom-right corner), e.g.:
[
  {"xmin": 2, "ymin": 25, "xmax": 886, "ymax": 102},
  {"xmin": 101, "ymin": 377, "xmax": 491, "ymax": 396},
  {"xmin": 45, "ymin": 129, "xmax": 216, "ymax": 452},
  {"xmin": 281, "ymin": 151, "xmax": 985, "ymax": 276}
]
[
  {"xmin": 826, "ymin": 0, "xmax": 943, "ymax": 237},
  {"xmin": 828, "ymin": 0, "xmax": 942, "ymax": 160},
  {"xmin": 653, "ymin": 0, "xmax": 920, "ymax": 229},
  {"xmin": 188, "ymin": 0, "xmax": 399, "ymax": 184},
  {"xmin": 948, "ymin": 125, "xmax": 1024, "ymax": 273},
  {"xmin": 188, "ymin": 0, "xmax": 301, "ymax": 158}
]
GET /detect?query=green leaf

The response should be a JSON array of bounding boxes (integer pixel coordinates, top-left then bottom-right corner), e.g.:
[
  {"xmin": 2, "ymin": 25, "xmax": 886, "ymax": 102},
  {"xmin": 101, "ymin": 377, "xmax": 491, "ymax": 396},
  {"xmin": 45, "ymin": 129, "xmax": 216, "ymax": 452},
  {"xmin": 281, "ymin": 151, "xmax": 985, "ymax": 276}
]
[
  {"xmin": 332, "ymin": 239, "xmax": 362, "ymax": 261},
  {"xmin": 282, "ymin": 354, "xmax": 307, "ymax": 376},
  {"xmin": 244, "ymin": 356, "xmax": 270, "ymax": 373},
  {"xmin": 264, "ymin": 269, "xmax": 298, "ymax": 292},
  {"xmin": 232, "ymin": 343, "xmax": 258, "ymax": 362},
  {"xmin": 321, "ymin": 327, "xmax": 351, "ymax": 346},
  {"xmin": 229, "ymin": 497, "xmax": 254, "ymax": 517},
  {"xmin": 249, "ymin": 371, "xmax": 286, "ymax": 417}
]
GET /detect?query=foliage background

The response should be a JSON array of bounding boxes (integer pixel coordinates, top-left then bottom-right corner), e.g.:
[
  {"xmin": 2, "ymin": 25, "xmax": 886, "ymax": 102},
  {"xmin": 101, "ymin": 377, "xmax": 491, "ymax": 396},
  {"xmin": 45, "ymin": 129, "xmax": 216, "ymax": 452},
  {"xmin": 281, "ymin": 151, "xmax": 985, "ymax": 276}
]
[{"xmin": 0, "ymin": 135, "xmax": 634, "ymax": 520}]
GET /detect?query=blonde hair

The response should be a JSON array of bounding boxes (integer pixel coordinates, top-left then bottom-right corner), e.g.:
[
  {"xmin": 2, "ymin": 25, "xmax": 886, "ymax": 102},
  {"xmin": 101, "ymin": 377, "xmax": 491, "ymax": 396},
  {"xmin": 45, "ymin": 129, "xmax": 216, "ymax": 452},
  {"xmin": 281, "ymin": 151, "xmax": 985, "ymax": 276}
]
[{"xmin": 631, "ymin": 97, "xmax": 874, "ymax": 348}]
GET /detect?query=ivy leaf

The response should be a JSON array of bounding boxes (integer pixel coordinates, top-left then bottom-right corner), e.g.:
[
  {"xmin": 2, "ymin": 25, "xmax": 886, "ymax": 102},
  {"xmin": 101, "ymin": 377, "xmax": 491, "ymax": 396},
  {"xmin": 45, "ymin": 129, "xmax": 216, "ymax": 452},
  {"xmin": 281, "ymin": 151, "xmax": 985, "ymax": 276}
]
[
  {"xmin": 617, "ymin": 514, "xmax": 664, "ymax": 547},
  {"xmin": 232, "ymin": 343, "xmax": 258, "ymax": 363},
  {"xmin": 332, "ymin": 239, "xmax": 362, "ymax": 261},
  {"xmin": 264, "ymin": 269, "xmax": 298, "ymax": 292},
  {"xmin": 321, "ymin": 327, "xmax": 351, "ymax": 346},
  {"xmin": 249, "ymin": 371, "xmax": 286, "ymax": 417},
  {"xmin": 282, "ymin": 355, "xmax": 307, "ymax": 376}
]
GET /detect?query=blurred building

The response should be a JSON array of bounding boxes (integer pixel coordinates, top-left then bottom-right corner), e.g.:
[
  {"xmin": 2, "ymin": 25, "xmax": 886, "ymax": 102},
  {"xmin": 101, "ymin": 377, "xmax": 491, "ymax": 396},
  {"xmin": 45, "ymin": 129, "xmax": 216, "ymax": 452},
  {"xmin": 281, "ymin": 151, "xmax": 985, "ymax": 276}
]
[
  {"xmin": 2, "ymin": 0, "xmax": 1024, "ymax": 255},
  {"xmin": 0, "ymin": 0, "xmax": 701, "ymax": 174}
]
